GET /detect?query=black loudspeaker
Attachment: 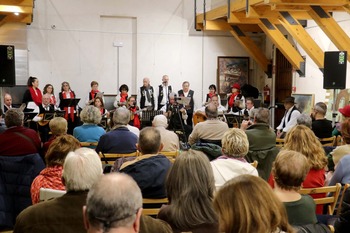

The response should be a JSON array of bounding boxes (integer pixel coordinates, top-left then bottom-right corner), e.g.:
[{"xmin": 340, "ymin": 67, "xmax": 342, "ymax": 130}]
[
  {"xmin": 323, "ymin": 51, "xmax": 347, "ymax": 89},
  {"xmin": 0, "ymin": 45, "xmax": 16, "ymax": 87}
]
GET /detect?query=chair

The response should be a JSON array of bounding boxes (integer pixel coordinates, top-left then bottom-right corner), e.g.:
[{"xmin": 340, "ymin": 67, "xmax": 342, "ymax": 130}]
[
  {"xmin": 39, "ymin": 188, "xmax": 66, "ymax": 202},
  {"xmin": 250, "ymin": 160, "xmax": 258, "ymax": 168},
  {"xmin": 80, "ymin": 141, "xmax": 98, "ymax": 148},
  {"xmin": 276, "ymin": 138, "xmax": 285, "ymax": 148},
  {"xmin": 298, "ymin": 183, "xmax": 342, "ymax": 215},
  {"xmin": 336, "ymin": 135, "xmax": 343, "ymax": 146},
  {"xmin": 142, "ymin": 198, "xmax": 169, "ymax": 216},
  {"xmin": 336, "ymin": 183, "xmax": 350, "ymax": 215},
  {"xmin": 319, "ymin": 136, "xmax": 336, "ymax": 146},
  {"xmin": 99, "ymin": 152, "xmax": 138, "ymax": 165},
  {"xmin": 160, "ymin": 151, "xmax": 179, "ymax": 163}
]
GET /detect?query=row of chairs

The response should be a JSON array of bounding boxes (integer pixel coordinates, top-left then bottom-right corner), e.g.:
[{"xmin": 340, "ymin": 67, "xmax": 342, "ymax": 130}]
[{"xmin": 276, "ymin": 135, "xmax": 341, "ymax": 148}]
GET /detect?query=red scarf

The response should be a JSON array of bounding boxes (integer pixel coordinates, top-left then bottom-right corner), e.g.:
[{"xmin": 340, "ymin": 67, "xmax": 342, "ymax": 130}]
[
  {"xmin": 130, "ymin": 106, "xmax": 141, "ymax": 129},
  {"xmin": 120, "ymin": 93, "xmax": 128, "ymax": 103},
  {"xmin": 50, "ymin": 95, "xmax": 57, "ymax": 105},
  {"xmin": 228, "ymin": 92, "xmax": 239, "ymax": 108},
  {"xmin": 62, "ymin": 91, "xmax": 75, "ymax": 122},
  {"xmin": 90, "ymin": 90, "xmax": 100, "ymax": 100},
  {"xmin": 29, "ymin": 87, "xmax": 42, "ymax": 106},
  {"xmin": 99, "ymin": 108, "xmax": 105, "ymax": 115},
  {"xmin": 208, "ymin": 92, "xmax": 215, "ymax": 99}
]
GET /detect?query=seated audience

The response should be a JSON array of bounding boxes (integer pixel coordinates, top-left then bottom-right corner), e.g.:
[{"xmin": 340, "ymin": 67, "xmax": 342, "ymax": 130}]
[
  {"xmin": 42, "ymin": 117, "xmax": 68, "ymax": 155},
  {"xmin": 188, "ymin": 103, "xmax": 228, "ymax": 146},
  {"xmin": 270, "ymin": 125, "xmax": 328, "ymax": 214},
  {"xmin": 329, "ymin": 154, "xmax": 350, "ymax": 186},
  {"xmin": 158, "ymin": 150, "xmax": 219, "ymax": 233},
  {"xmin": 213, "ymin": 175, "xmax": 294, "ymax": 233},
  {"xmin": 333, "ymin": 104, "xmax": 350, "ymax": 136},
  {"xmin": 211, "ymin": 128, "xmax": 258, "ymax": 190},
  {"xmin": 152, "ymin": 115, "xmax": 179, "ymax": 152},
  {"xmin": 334, "ymin": 187, "xmax": 350, "ymax": 233},
  {"xmin": 0, "ymin": 109, "xmax": 41, "ymax": 156},
  {"xmin": 14, "ymin": 148, "xmax": 103, "ymax": 233},
  {"xmin": 31, "ymin": 135, "xmax": 81, "ymax": 204},
  {"xmin": 297, "ymin": 113, "xmax": 312, "ymax": 128},
  {"xmin": 311, "ymin": 102, "xmax": 332, "ymax": 139},
  {"xmin": 73, "ymin": 105, "xmax": 105, "ymax": 143},
  {"xmin": 272, "ymin": 150, "xmax": 317, "ymax": 226},
  {"xmin": 84, "ymin": 173, "xmax": 172, "ymax": 233},
  {"xmin": 120, "ymin": 127, "xmax": 172, "ymax": 198},
  {"xmin": 96, "ymin": 107, "xmax": 137, "ymax": 154}
]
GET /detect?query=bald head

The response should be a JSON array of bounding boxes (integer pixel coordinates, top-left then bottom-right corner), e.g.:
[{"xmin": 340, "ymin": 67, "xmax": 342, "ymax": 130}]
[
  {"xmin": 85, "ymin": 173, "xmax": 142, "ymax": 232},
  {"xmin": 205, "ymin": 103, "xmax": 218, "ymax": 119},
  {"xmin": 4, "ymin": 93, "xmax": 12, "ymax": 107}
]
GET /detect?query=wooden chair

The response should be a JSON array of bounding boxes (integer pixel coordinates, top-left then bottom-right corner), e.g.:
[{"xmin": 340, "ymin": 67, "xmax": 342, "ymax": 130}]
[
  {"xmin": 142, "ymin": 198, "xmax": 169, "ymax": 216},
  {"xmin": 336, "ymin": 135, "xmax": 343, "ymax": 146},
  {"xmin": 276, "ymin": 138, "xmax": 285, "ymax": 148},
  {"xmin": 99, "ymin": 152, "xmax": 138, "ymax": 165},
  {"xmin": 160, "ymin": 150, "xmax": 179, "ymax": 163},
  {"xmin": 319, "ymin": 136, "xmax": 336, "ymax": 146},
  {"xmin": 80, "ymin": 141, "xmax": 98, "ymax": 148},
  {"xmin": 299, "ymin": 183, "xmax": 342, "ymax": 215},
  {"xmin": 250, "ymin": 160, "xmax": 258, "ymax": 168},
  {"xmin": 336, "ymin": 183, "xmax": 350, "ymax": 215}
]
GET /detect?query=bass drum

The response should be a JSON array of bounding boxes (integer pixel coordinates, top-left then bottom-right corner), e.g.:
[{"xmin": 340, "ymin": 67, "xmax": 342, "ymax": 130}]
[{"xmin": 193, "ymin": 111, "xmax": 207, "ymax": 126}]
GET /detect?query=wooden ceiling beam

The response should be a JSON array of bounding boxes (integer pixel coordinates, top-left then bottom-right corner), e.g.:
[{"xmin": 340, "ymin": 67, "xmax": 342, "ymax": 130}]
[
  {"xmin": 271, "ymin": 4, "xmax": 345, "ymax": 12},
  {"xmin": 228, "ymin": 11, "xmax": 281, "ymax": 24},
  {"xmin": 205, "ymin": 20, "xmax": 232, "ymax": 31},
  {"xmin": 0, "ymin": 0, "xmax": 33, "ymax": 7},
  {"xmin": 278, "ymin": 11, "xmax": 324, "ymax": 68},
  {"xmin": 230, "ymin": 26, "xmax": 270, "ymax": 72},
  {"xmin": 0, "ymin": 5, "xmax": 33, "ymax": 14},
  {"xmin": 196, "ymin": 5, "xmax": 227, "ymax": 24},
  {"xmin": 232, "ymin": 0, "xmax": 265, "ymax": 12},
  {"xmin": 265, "ymin": 0, "xmax": 350, "ymax": 5},
  {"xmin": 308, "ymin": 6, "xmax": 350, "ymax": 63},
  {"xmin": 258, "ymin": 18, "xmax": 304, "ymax": 70}
]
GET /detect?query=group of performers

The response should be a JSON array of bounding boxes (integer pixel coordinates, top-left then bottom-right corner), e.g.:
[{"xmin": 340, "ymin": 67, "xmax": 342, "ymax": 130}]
[{"xmin": 4, "ymin": 75, "xmax": 250, "ymax": 144}]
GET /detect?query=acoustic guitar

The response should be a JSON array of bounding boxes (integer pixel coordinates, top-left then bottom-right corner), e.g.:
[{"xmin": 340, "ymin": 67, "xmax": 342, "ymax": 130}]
[{"xmin": 193, "ymin": 111, "xmax": 207, "ymax": 126}]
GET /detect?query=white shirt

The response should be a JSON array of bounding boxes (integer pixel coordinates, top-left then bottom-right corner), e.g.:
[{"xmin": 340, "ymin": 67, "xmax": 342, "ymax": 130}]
[
  {"xmin": 276, "ymin": 106, "xmax": 301, "ymax": 132},
  {"xmin": 160, "ymin": 85, "xmax": 170, "ymax": 105}
]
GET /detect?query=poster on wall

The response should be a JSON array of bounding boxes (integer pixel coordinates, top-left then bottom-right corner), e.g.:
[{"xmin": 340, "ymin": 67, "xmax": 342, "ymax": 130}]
[{"xmin": 217, "ymin": 56, "xmax": 249, "ymax": 95}]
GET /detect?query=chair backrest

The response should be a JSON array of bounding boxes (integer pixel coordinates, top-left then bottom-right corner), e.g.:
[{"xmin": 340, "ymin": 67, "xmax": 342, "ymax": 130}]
[
  {"xmin": 319, "ymin": 136, "xmax": 336, "ymax": 147},
  {"xmin": 80, "ymin": 141, "xmax": 98, "ymax": 148},
  {"xmin": 276, "ymin": 138, "xmax": 285, "ymax": 148},
  {"xmin": 99, "ymin": 151, "xmax": 138, "ymax": 165},
  {"xmin": 336, "ymin": 135, "xmax": 343, "ymax": 146},
  {"xmin": 39, "ymin": 188, "xmax": 66, "ymax": 202},
  {"xmin": 142, "ymin": 198, "xmax": 169, "ymax": 216},
  {"xmin": 250, "ymin": 160, "xmax": 258, "ymax": 168},
  {"xmin": 299, "ymin": 183, "xmax": 342, "ymax": 215},
  {"xmin": 336, "ymin": 183, "xmax": 350, "ymax": 215},
  {"xmin": 160, "ymin": 151, "xmax": 179, "ymax": 163}
]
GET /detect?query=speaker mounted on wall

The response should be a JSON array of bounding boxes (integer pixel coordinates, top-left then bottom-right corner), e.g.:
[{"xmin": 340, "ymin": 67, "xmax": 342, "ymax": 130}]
[
  {"xmin": 323, "ymin": 51, "xmax": 347, "ymax": 90},
  {"xmin": 0, "ymin": 45, "xmax": 16, "ymax": 87}
]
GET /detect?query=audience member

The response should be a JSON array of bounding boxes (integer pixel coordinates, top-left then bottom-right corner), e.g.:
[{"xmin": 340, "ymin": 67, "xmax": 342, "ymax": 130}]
[
  {"xmin": 334, "ymin": 187, "xmax": 350, "ymax": 233},
  {"xmin": 158, "ymin": 150, "xmax": 219, "ymax": 233},
  {"xmin": 311, "ymin": 102, "xmax": 332, "ymax": 139},
  {"xmin": 3, "ymin": 93, "xmax": 12, "ymax": 113},
  {"xmin": 152, "ymin": 115, "xmax": 179, "ymax": 151},
  {"xmin": 211, "ymin": 128, "xmax": 258, "ymax": 190},
  {"xmin": 96, "ymin": 107, "xmax": 137, "ymax": 154},
  {"xmin": 272, "ymin": 125, "xmax": 328, "ymax": 214},
  {"xmin": 0, "ymin": 109, "xmax": 41, "ymax": 156},
  {"xmin": 188, "ymin": 103, "xmax": 228, "ymax": 146},
  {"xmin": 158, "ymin": 75, "xmax": 172, "ymax": 110},
  {"xmin": 83, "ymin": 173, "xmax": 172, "ymax": 233},
  {"xmin": 73, "ymin": 105, "xmax": 105, "ymax": 143},
  {"xmin": 213, "ymin": 175, "xmax": 294, "ymax": 233},
  {"xmin": 42, "ymin": 117, "xmax": 68, "ymax": 155},
  {"xmin": 329, "ymin": 154, "xmax": 350, "ymax": 186},
  {"xmin": 272, "ymin": 150, "xmax": 317, "ymax": 226},
  {"xmin": 139, "ymin": 77, "xmax": 155, "ymax": 110},
  {"xmin": 178, "ymin": 81, "xmax": 194, "ymax": 126},
  {"xmin": 120, "ymin": 127, "xmax": 172, "ymax": 198},
  {"xmin": 333, "ymin": 104, "xmax": 350, "ymax": 136},
  {"xmin": 14, "ymin": 148, "xmax": 103, "ymax": 233},
  {"xmin": 31, "ymin": 135, "xmax": 81, "ymax": 204},
  {"xmin": 297, "ymin": 113, "xmax": 312, "ymax": 128},
  {"xmin": 241, "ymin": 107, "xmax": 278, "ymax": 180},
  {"xmin": 276, "ymin": 96, "xmax": 301, "ymax": 138}
]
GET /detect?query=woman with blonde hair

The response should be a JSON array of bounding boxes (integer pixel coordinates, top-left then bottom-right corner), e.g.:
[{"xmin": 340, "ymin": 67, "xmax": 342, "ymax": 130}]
[
  {"xmin": 214, "ymin": 174, "xmax": 295, "ymax": 233},
  {"xmin": 158, "ymin": 149, "xmax": 218, "ymax": 233},
  {"xmin": 270, "ymin": 124, "xmax": 328, "ymax": 214}
]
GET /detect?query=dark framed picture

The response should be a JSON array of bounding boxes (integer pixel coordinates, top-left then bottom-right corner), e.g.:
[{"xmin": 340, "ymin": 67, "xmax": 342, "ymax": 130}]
[{"xmin": 217, "ymin": 56, "xmax": 249, "ymax": 95}]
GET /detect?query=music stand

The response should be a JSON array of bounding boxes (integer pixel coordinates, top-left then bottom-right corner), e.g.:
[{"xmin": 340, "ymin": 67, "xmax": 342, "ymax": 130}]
[
  {"xmin": 24, "ymin": 112, "xmax": 38, "ymax": 127},
  {"xmin": 60, "ymin": 98, "xmax": 80, "ymax": 109},
  {"xmin": 54, "ymin": 110, "xmax": 66, "ymax": 118},
  {"xmin": 176, "ymin": 96, "xmax": 191, "ymax": 106},
  {"xmin": 224, "ymin": 113, "xmax": 243, "ymax": 128},
  {"xmin": 43, "ymin": 113, "xmax": 55, "ymax": 121}
]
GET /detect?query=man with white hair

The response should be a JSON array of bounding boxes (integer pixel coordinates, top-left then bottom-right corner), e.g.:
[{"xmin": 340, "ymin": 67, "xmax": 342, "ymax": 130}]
[
  {"xmin": 152, "ymin": 114, "xmax": 179, "ymax": 151},
  {"xmin": 83, "ymin": 173, "xmax": 172, "ymax": 233},
  {"xmin": 139, "ymin": 77, "xmax": 155, "ymax": 110},
  {"xmin": 14, "ymin": 148, "xmax": 103, "ymax": 233}
]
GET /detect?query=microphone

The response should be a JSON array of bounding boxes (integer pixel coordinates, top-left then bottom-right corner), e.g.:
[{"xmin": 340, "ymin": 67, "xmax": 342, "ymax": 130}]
[{"xmin": 268, "ymin": 105, "xmax": 278, "ymax": 110}]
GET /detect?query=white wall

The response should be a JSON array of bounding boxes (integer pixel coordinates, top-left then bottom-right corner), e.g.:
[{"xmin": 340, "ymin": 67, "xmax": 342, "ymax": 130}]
[{"xmin": 26, "ymin": 0, "xmax": 250, "ymax": 109}]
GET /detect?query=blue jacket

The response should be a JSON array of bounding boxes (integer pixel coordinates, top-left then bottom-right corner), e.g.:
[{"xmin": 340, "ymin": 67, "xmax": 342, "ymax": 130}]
[{"xmin": 0, "ymin": 153, "xmax": 45, "ymax": 228}]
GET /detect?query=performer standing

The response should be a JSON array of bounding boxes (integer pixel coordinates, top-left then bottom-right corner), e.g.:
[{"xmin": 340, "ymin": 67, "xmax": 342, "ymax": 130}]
[
  {"xmin": 139, "ymin": 77, "xmax": 155, "ymax": 110},
  {"xmin": 22, "ymin": 76, "xmax": 42, "ymax": 107},
  {"xmin": 157, "ymin": 75, "xmax": 172, "ymax": 110},
  {"xmin": 59, "ymin": 81, "xmax": 79, "ymax": 134},
  {"xmin": 178, "ymin": 81, "xmax": 194, "ymax": 126},
  {"xmin": 43, "ymin": 84, "xmax": 58, "ymax": 109}
]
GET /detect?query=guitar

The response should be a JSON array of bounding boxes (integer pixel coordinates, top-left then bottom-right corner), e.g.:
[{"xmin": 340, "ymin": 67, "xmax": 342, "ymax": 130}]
[{"xmin": 193, "ymin": 111, "xmax": 207, "ymax": 126}]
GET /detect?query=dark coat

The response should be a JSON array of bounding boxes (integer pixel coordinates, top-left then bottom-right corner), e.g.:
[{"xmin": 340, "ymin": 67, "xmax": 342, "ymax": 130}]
[{"xmin": 0, "ymin": 153, "xmax": 45, "ymax": 228}]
